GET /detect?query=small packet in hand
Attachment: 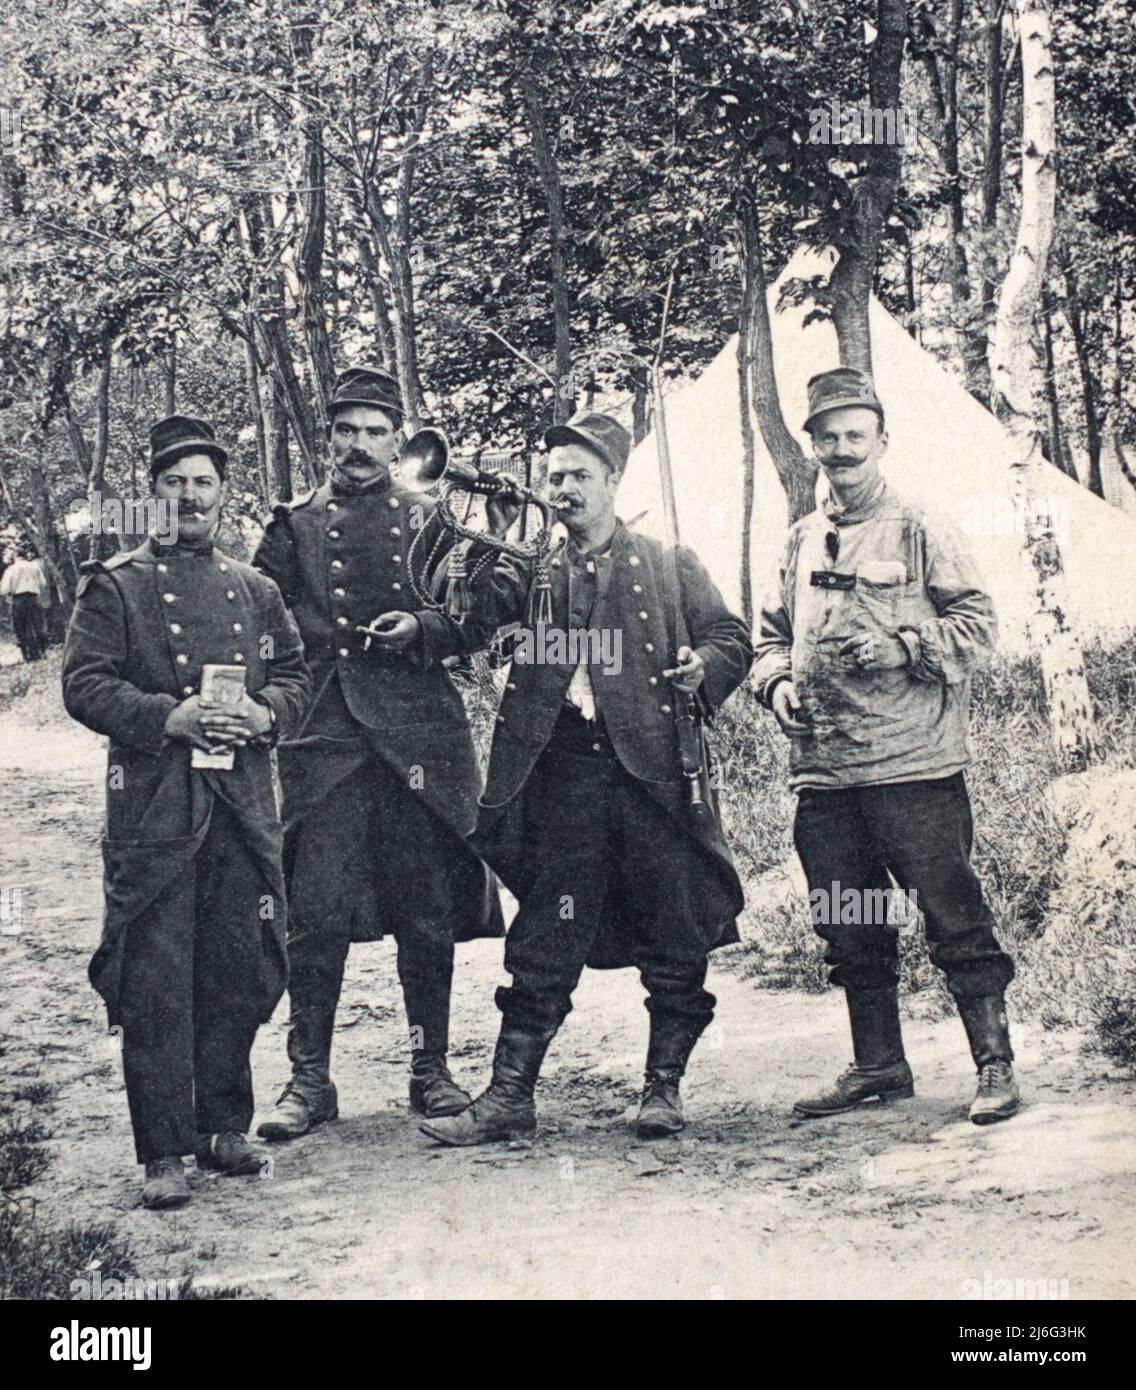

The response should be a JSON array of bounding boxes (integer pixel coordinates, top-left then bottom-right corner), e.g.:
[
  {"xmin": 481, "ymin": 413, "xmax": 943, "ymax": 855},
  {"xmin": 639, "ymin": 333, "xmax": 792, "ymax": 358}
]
[{"xmin": 191, "ymin": 663, "xmax": 247, "ymax": 771}]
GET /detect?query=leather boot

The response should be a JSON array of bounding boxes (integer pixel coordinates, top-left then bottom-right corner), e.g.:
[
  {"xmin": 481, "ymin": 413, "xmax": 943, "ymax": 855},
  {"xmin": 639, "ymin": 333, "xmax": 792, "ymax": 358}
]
[
  {"xmin": 409, "ymin": 1054, "xmax": 471, "ymax": 1117},
  {"xmin": 794, "ymin": 987, "xmax": 914, "ymax": 1118},
  {"xmin": 635, "ymin": 1011, "xmax": 708, "ymax": 1139},
  {"xmin": 142, "ymin": 1156, "xmax": 190, "ymax": 1210},
  {"xmin": 399, "ymin": 936, "xmax": 468, "ymax": 1117},
  {"xmin": 257, "ymin": 1005, "xmax": 339, "ymax": 1142},
  {"xmin": 957, "ymin": 995, "xmax": 1020, "ymax": 1124},
  {"xmin": 195, "ymin": 1132, "xmax": 265, "ymax": 1176},
  {"xmin": 418, "ymin": 1022, "xmax": 558, "ymax": 1147}
]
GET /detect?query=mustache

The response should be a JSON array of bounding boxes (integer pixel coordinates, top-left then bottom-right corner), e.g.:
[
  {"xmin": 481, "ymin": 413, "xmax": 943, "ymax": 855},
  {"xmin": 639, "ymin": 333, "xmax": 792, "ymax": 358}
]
[{"xmin": 342, "ymin": 448, "xmax": 381, "ymax": 468}]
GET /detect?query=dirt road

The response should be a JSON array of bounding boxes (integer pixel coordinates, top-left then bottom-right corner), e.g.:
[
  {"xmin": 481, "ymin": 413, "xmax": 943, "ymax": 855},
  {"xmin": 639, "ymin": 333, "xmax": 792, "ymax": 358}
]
[{"xmin": 2, "ymin": 701, "xmax": 1133, "ymax": 1300}]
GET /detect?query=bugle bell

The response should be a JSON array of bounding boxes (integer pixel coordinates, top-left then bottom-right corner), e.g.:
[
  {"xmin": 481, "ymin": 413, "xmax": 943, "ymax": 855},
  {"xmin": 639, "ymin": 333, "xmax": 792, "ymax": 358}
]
[{"xmin": 398, "ymin": 426, "xmax": 523, "ymax": 498}]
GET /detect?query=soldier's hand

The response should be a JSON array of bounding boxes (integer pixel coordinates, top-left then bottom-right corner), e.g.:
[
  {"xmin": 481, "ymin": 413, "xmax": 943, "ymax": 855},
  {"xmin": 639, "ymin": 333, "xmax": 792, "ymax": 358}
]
[
  {"xmin": 199, "ymin": 691, "xmax": 272, "ymax": 746},
  {"xmin": 662, "ymin": 645, "xmax": 705, "ymax": 693},
  {"xmin": 771, "ymin": 680, "xmax": 811, "ymax": 736},
  {"xmin": 357, "ymin": 611, "xmax": 420, "ymax": 652},
  {"xmin": 165, "ymin": 696, "xmax": 233, "ymax": 752},
  {"xmin": 485, "ymin": 484, "xmax": 523, "ymax": 537},
  {"xmin": 837, "ymin": 632, "xmax": 908, "ymax": 672}
]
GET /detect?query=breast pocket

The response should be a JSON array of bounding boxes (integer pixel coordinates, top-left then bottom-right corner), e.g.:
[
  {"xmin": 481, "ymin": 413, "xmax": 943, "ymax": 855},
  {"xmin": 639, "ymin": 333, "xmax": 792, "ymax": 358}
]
[{"xmin": 854, "ymin": 571, "xmax": 924, "ymax": 636}]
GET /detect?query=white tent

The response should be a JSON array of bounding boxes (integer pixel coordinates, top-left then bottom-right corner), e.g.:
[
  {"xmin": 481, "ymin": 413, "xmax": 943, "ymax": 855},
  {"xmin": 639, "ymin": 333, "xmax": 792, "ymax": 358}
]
[{"xmin": 619, "ymin": 252, "xmax": 1136, "ymax": 653}]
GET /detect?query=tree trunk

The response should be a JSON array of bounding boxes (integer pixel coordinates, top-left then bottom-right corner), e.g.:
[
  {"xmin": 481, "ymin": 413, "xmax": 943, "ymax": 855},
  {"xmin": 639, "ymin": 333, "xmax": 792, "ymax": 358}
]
[
  {"xmin": 631, "ymin": 364, "xmax": 650, "ymax": 445},
  {"xmin": 362, "ymin": 176, "xmax": 425, "ymax": 434},
  {"xmin": 919, "ymin": 0, "xmax": 989, "ymax": 397},
  {"xmin": 241, "ymin": 188, "xmax": 322, "ymax": 483},
  {"xmin": 988, "ymin": 0, "xmax": 1096, "ymax": 769},
  {"xmin": 980, "ymin": 0, "xmax": 1012, "ymax": 341},
  {"xmin": 296, "ymin": 116, "xmax": 335, "ymax": 436},
  {"xmin": 829, "ymin": 0, "xmax": 907, "ymax": 371},
  {"xmin": 163, "ymin": 334, "xmax": 177, "ymax": 415},
  {"xmin": 1042, "ymin": 290, "xmax": 1076, "ymax": 479},
  {"xmin": 244, "ymin": 333, "xmax": 271, "ymax": 505},
  {"xmin": 292, "ymin": 18, "xmax": 335, "ymax": 434},
  {"xmin": 738, "ymin": 195, "xmax": 816, "ymax": 527},
  {"xmin": 356, "ymin": 234, "xmax": 397, "ymax": 372},
  {"xmin": 520, "ymin": 74, "xmax": 573, "ymax": 422},
  {"xmin": 1062, "ymin": 263, "xmax": 1104, "ymax": 498},
  {"xmin": 271, "ymin": 377, "xmax": 292, "ymax": 502}
]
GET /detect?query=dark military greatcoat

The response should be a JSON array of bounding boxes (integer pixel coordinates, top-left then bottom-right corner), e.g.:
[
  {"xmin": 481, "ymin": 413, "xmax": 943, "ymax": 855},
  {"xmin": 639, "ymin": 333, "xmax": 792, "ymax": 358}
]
[
  {"xmin": 463, "ymin": 521, "xmax": 753, "ymax": 965},
  {"xmin": 253, "ymin": 476, "xmax": 504, "ymax": 943},
  {"xmin": 61, "ymin": 538, "xmax": 311, "ymax": 1025}
]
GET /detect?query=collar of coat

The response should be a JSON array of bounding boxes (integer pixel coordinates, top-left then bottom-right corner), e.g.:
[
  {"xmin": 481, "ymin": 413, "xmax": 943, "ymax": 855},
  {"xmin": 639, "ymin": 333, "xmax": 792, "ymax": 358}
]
[
  {"xmin": 822, "ymin": 474, "xmax": 890, "ymax": 527},
  {"xmin": 328, "ymin": 464, "xmax": 393, "ymax": 498},
  {"xmin": 148, "ymin": 533, "xmax": 215, "ymax": 558}
]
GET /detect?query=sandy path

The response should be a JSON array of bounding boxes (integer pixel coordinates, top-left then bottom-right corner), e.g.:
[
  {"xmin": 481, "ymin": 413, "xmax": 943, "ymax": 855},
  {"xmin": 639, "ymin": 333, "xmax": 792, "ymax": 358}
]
[{"xmin": 2, "ymin": 710, "xmax": 1133, "ymax": 1300}]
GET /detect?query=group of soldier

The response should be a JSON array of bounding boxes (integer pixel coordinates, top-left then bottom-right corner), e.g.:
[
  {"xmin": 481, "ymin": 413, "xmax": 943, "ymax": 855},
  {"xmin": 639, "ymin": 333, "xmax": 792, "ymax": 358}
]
[{"xmin": 60, "ymin": 362, "xmax": 1021, "ymax": 1212}]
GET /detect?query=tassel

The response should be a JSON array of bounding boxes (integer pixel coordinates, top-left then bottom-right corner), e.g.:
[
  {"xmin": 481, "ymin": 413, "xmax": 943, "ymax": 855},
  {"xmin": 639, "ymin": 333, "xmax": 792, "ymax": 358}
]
[
  {"xmin": 446, "ymin": 549, "xmax": 473, "ymax": 623},
  {"xmin": 527, "ymin": 559, "xmax": 553, "ymax": 628}
]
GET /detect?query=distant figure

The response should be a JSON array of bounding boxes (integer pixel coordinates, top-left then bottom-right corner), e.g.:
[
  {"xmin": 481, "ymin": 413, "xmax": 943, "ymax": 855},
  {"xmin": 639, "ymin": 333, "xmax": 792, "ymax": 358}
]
[
  {"xmin": 1, "ymin": 543, "xmax": 51, "ymax": 661},
  {"xmin": 754, "ymin": 367, "xmax": 1020, "ymax": 1126}
]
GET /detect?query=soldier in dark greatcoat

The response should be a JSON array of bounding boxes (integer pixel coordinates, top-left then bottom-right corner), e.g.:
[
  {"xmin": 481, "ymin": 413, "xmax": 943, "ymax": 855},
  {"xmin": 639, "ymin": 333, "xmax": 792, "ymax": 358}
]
[
  {"xmin": 62, "ymin": 416, "xmax": 311, "ymax": 1209},
  {"xmin": 252, "ymin": 366, "xmax": 503, "ymax": 1140},
  {"xmin": 418, "ymin": 412, "xmax": 753, "ymax": 1147}
]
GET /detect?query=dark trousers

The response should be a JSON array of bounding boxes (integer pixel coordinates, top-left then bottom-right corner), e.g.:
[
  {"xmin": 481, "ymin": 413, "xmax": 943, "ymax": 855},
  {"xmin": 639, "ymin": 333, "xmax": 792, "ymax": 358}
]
[
  {"xmin": 286, "ymin": 922, "xmax": 455, "ymax": 1057},
  {"xmin": 792, "ymin": 773, "xmax": 1015, "ymax": 1000},
  {"xmin": 117, "ymin": 802, "xmax": 266, "ymax": 1163},
  {"xmin": 285, "ymin": 754, "xmax": 460, "ymax": 1056},
  {"xmin": 12, "ymin": 593, "xmax": 47, "ymax": 661},
  {"xmin": 497, "ymin": 721, "xmax": 717, "ymax": 1033}
]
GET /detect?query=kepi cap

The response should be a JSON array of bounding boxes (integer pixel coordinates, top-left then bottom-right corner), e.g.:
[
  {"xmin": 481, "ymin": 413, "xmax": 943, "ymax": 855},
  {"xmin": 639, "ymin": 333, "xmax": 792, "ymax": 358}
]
[
  {"xmin": 329, "ymin": 365, "xmax": 403, "ymax": 424},
  {"xmin": 803, "ymin": 367, "xmax": 885, "ymax": 433},
  {"xmin": 149, "ymin": 415, "xmax": 228, "ymax": 480},
  {"xmin": 544, "ymin": 411, "xmax": 631, "ymax": 475}
]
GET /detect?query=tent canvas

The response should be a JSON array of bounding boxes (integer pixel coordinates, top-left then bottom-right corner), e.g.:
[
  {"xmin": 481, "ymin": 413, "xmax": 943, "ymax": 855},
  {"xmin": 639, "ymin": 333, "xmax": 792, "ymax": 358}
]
[{"xmin": 619, "ymin": 253, "xmax": 1136, "ymax": 654}]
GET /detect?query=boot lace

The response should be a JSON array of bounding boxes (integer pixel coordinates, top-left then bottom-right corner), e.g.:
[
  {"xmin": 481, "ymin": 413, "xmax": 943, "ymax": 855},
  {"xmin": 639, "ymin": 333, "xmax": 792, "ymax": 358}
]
[{"xmin": 977, "ymin": 1060, "xmax": 1012, "ymax": 1093}]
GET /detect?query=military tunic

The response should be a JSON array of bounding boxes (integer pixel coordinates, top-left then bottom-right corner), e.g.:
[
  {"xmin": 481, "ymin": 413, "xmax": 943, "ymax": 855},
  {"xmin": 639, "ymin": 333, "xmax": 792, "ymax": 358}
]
[
  {"xmin": 459, "ymin": 521, "xmax": 752, "ymax": 1020},
  {"xmin": 61, "ymin": 537, "xmax": 311, "ymax": 1161},
  {"xmin": 253, "ymin": 477, "xmax": 504, "ymax": 948}
]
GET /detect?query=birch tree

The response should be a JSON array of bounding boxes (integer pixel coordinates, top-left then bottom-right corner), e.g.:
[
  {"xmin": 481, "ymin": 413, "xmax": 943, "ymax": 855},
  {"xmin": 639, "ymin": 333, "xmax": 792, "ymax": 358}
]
[{"xmin": 988, "ymin": 0, "xmax": 1096, "ymax": 767}]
